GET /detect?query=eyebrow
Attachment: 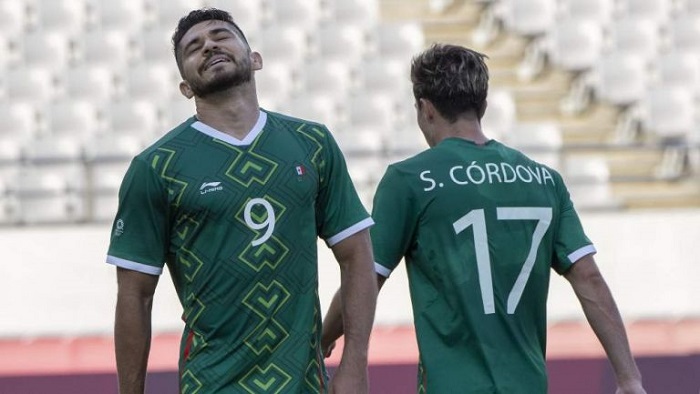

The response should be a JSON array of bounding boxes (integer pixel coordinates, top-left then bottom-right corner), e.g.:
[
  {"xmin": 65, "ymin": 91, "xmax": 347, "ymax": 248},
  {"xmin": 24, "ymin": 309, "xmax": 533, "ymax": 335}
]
[{"xmin": 182, "ymin": 27, "xmax": 235, "ymax": 54}]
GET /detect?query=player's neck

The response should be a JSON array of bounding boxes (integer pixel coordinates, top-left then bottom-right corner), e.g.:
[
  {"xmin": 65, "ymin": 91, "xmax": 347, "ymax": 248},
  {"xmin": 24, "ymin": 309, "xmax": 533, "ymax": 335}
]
[
  {"xmin": 436, "ymin": 118, "xmax": 489, "ymax": 146},
  {"xmin": 194, "ymin": 89, "xmax": 260, "ymax": 140}
]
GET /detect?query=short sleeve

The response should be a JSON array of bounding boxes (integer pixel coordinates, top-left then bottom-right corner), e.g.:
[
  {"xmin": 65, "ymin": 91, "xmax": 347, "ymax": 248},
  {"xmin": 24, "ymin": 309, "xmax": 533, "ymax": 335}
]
[
  {"xmin": 106, "ymin": 157, "xmax": 170, "ymax": 275},
  {"xmin": 315, "ymin": 129, "xmax": 372, "ymax": 246},
  {"xmin": 551, "ymin": 183, "xmax": 595, "ymax": 275},
  {"xmin": 371, "ymin": 165, "xmax": 418, "ymax": 277}
]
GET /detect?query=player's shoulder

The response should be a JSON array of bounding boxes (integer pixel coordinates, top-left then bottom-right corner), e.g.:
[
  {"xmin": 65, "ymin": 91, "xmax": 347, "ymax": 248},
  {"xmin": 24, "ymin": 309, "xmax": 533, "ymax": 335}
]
[{"xmin": 263, "ymin": 109, "xmax": 330, "ymax": 134}]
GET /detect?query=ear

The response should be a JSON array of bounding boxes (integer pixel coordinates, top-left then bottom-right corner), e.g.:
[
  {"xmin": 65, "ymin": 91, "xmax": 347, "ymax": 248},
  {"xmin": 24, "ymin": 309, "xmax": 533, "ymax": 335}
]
[
  {"xmin": 250, "ymin": 51, "xmax": 263, "ymax": 71},
  {"xmin": 179, "ymin": 80, "xmax": 194, "ymax": 99},
  {"xmin": 420, "ymin": 98, "xmax": 437, "ymax": 121}
]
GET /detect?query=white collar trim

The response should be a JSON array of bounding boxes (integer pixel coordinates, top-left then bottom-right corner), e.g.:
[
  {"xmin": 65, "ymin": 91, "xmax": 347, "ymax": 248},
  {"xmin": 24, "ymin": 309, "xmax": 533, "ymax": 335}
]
[{"xmin": 191, "ymin": 110, "xmax": 267, "ymax": 146}]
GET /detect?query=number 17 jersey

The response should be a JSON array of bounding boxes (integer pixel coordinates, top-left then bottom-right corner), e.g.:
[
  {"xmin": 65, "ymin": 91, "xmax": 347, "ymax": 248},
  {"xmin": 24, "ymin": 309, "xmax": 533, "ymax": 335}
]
[{"xmin": 371, "ymin": 138, "xmax": 594, "ymax": 393}]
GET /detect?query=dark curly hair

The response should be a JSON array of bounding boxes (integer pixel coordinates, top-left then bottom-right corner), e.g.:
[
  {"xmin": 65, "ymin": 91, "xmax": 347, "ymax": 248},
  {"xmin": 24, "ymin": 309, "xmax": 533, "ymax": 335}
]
[
  {"xmin": 411, "ymin": 44, "xmax": 489, "ymax": 123},
  {"xmin": 171, "ymin": 8, "xmax": 249, "ymax": 75}
]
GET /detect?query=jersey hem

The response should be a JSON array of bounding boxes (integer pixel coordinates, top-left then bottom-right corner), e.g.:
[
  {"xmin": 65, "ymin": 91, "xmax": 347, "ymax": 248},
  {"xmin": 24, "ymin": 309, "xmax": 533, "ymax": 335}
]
[
  {"xmin": 326, "ymin": 217, "xmax": 375, "ymax": 247},
  {"xmin": 106, "ymin": 255, "xmax": 163, "ymax": 276},
  {"xmin": 374, "ymin": 263, "xmax": 392, "ymax": 277},
  {"xmin": 568, "ymin": 244, "xmax": 596, "ymax": 263}
]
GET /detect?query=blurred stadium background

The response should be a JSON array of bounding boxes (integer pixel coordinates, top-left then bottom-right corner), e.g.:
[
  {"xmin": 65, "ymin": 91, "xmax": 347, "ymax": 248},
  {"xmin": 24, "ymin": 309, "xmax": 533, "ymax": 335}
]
[{"xmin": 0, "ymin": 0, "xmax": 699, "ymax": 392}]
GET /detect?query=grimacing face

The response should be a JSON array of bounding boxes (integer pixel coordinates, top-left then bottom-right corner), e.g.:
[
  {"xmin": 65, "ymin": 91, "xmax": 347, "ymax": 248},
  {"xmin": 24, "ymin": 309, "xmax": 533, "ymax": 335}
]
[{"xmin": 178, "ymin": 20, "xmax": 258, "ymax": 98}]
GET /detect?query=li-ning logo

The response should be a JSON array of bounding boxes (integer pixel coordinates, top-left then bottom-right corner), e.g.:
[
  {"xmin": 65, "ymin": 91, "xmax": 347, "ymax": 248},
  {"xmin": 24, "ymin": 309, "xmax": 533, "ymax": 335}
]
[
  {"xmin": 200, "ymin": 181, "xmax": 223, "ymax": 195},
  {"xmin": 114, "ymin": 219, "xmax": 124, "ymax": 237}
]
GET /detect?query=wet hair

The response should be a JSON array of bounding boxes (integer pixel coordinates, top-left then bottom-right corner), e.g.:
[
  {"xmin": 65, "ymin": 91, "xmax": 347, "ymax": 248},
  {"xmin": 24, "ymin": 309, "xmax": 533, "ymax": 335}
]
[
  {"xmin": 410, "ymin": 44, "xmax": 489, "ymax": 123},
  {"xmin": 171, "ymin": 8, "xmax": 249, "ymax": 74}
]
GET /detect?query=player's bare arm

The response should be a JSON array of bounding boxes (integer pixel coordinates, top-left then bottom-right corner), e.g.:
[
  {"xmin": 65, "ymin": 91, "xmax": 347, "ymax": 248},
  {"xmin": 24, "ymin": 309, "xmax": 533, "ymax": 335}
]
[
  {"xmin": 115, "ymin": 267, "xmax": 159, "ymax": 394},
  {"xmin": 327, "ymin": 229, "xmax": 378, "ymax": 394},
  {"xmin": 564, "ymin": 254, "xmax": 646, "ymax": 394}
]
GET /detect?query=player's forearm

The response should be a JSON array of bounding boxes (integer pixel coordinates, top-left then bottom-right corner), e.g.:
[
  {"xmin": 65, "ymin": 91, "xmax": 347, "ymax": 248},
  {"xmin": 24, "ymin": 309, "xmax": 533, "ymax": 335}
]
[
  {"xmin": 574, "ymin": 274, "xmax": 642, "ymax": 386},
  {"xmin": 337, "ymin": 261, "xmax": 377, "ymax": 366},
  {"xmin": 321, "ymin": 289, "xmax": 344, "ymax": 353},
  {"xmin": 115, "ymin": 294, "xmax": 153, "ymax": 394}
]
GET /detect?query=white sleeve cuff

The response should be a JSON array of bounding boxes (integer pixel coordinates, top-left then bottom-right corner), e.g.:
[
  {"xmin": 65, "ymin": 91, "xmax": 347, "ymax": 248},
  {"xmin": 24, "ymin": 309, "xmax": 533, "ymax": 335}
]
[
  {"xmin": 567, "ymin": 244, "xmax": 597, "ymax": 264},
  {"xmin": 326, "ymin": 217, "xmax": 375, "ymax": 247},
  {"xmin": 106, "ymin": 255, "xmax": 163, "ymax": 276}
]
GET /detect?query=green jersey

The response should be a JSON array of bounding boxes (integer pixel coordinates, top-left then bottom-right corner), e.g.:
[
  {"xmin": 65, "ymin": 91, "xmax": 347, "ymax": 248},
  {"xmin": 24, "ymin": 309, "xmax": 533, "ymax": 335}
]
[
  {"xmin": 371, "ymin": 138, "xmax": 594, "ymax": 393},
  {"xmin": 107, "ymin": 110, "xmax": 372, "ymax": 393}
]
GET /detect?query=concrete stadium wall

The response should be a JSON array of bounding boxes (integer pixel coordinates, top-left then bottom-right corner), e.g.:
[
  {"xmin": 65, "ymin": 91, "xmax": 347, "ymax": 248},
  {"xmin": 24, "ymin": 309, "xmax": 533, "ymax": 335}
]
[{"xmin": 1, "ymin": 209, "xmax": 699, "ymax": 338}]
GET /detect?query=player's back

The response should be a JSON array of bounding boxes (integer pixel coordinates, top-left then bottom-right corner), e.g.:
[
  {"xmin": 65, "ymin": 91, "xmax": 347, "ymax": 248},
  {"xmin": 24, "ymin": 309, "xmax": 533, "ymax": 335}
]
[{"xmin": 375, "ymin": 137, "xmax": 590, "ymax": 393}]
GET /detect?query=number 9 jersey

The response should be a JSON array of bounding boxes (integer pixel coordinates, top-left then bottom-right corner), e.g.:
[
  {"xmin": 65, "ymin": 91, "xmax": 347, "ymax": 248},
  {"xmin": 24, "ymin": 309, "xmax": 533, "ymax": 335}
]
[
  {"xmin": 106, "ymin": 110, "xmax": 372, "ymax": 393},
  {"xmin": 371, "ymin": 137, "xmax": 594, "ymax": 394}
]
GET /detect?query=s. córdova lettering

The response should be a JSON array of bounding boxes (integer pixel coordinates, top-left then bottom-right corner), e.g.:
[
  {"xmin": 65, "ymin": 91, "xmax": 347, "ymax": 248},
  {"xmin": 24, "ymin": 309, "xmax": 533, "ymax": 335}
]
[{"xmin": 420, "ymin": 161, "xmax": 555, "ymax": 192}]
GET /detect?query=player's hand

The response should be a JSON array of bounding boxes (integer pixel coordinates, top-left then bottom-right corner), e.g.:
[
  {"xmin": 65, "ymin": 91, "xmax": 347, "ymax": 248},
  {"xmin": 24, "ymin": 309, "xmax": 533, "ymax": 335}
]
[
  {"xmin": 615, "ymin": 380, "xmax": 646, "ymax": 394},
  {"xmin": 328, "ymin": 364, "xmax": 368, "ymax": 394},
  {"xmin": 322, "ymin": 340, "xmax": 336, "ymax": 358}
]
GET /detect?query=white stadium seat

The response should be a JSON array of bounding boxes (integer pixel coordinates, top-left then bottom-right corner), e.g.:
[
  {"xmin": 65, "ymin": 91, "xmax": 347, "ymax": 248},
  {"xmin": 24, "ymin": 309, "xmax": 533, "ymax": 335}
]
[
  {"xmin": 375, "ymin": 23, "xmax": 425, "ymax": 62},
  {"xmin": 500, "ymin": 0, "xmax": 556, "ymax": 37},
  {"xmin": 641, "ymin": 85, "xmax": 696, "ymax": 140},
  {"xmin": 559, "ymin": 0, "xmax": 614, "ymax": 26},
  {"xmin": 151, "ymin": 0, "xmax": 205, "ymax": 29},
  {"xmin": 482, "ymin": 89, "xmax": 517, "ymax": 141},
  {"xmin": 669, "ymin": 15, "xmax": 700, "ymax": 54},
  {"xmin": 33, "ymin": 0, "xmax": 88, "ymax": 33},
  {"xmin": 282, "ymin": 95, "xmax": 343, "ymax": 131},
  {"xmin": 105, "ymin": 99, "xmax": 160, "ymax": 136},
  {"xmin": 90, "ymin": 0, "xmax": 147, "ymax": 32},
  {"xmin": 13, "ymin": 166, "xmax": 87, "ymax": 224},
  {"xmin": 257, "ymin": 26, "xmax": 310, "ymax": 68},
  {"xmin": 606, "ymin": 16, "xmax": 661, "ymax": 61},
  {"xmin": 617, "ymin": 0, "xmax": 671, "ymax": 24},
  {"xmin": 0, "ymin": 102, "xmax": 41, "ymax": 142},
  {"xmin": 124, "ymin": 63, "xmax": 179, "ymax": 100},
  {"xmin": 63, "ymin": 65, "xmax": 118, "ymax": 102},
  {"xmin": 268, "ymin": 0, "xmax": 323, "ymax": 32},
  {"xmin": 20, "ymin": 31, "xmax": 73, "ymax": 69},
  {"xmin": 0, "ymin": 0, "xmax": 29, "ymax": 35},
  {"xmin": 299, "ymin": 60, "xmax": 354, "ymax": 100},
  {"xmin": 78, "ymin": 29, "xmax": 134, "ymax": 68},
  {"xmin": 316, "ymin": 24, "xmax": 370, "ymax": 66},
  {"xmin": 653, "ymin": 50, "xmax": 700, "ymax": 93},
  {"xmin": 4, "ymin": 67, "xmax": 59, "ymax": 103},
  {"xmin": 256, "ymin": 63, "xmax": 297, "ymax": 105},
  {"xmin": 548, "ymin": 18, "xmax": 604, "ymax": 72},
  {"xmin": 594, "ymin": 52, "xmax": 649, "ymax": 106},
  {"xmin": 327, "ymin": 0, "xmax": 380, "ymax": 26},
  {"xmin": 45, "ymin": 100, "xmax": 100, "ymax": 139}
]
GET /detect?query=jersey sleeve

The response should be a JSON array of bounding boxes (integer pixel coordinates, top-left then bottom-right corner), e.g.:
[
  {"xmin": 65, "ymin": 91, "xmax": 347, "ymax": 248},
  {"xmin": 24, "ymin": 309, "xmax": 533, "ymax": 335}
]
[
  {"xmin": 315, "ymin": 128, "xmax": 373, "ymax": 247},
  {"xmin": 106, "ymin": 156, "xmax": 170, "ymax": 275},
  {"xmin": 371, "ymin": 165, "xmax": 418, "ymax": 277},
  {"xmin": 551, "ymin": 178, "xmax": 596, "ymax": 275}
]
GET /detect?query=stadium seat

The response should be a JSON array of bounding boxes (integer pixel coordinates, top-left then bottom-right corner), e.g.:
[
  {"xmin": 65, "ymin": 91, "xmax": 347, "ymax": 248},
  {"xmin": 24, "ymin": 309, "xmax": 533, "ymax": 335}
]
[
  {"xmin": 4, "ymin": 66, "xmax": 59, "ymax": 103},
  {"xmin": 327, "ymin": 0, "xmax": 380, "ymax": 26},
  {"xmin": 593, "ymin": 52, "xmax": 649, "ymax": 106},
  {"xmin": 333, "ymin": 126, "xmax": 385, "ymax": 155},
  {"xmin": 559, "ymin": 0, "xmax": 614, "ymax": 26},
  {"xmin": 316, "ymin": 24, "xmax": 370, "ymax": 66},
  {"xmin": 618, "ymin": 0, "xmax": 671, "ymax": 24},
  {"xmin": 45, "ymin": 100, "xmax": 100, "ymax": 139},
  {"xmin": 299, "ymin": 60, "xmax": 354, "ymax": 100},
  {"xmin": 482, "ymin": 89, "xmax": 517, "ymax": 141},
  {"xmin": 33, "ymin": 0, "xmax": 88, "ymax": 33},
  {"xmin": 124, "ymin": 63, "xmax": 179, "ymax": 101},
  {"xmin": 138, "ymin": 27, "xmax": 174, "ymax": 64},
  {"xmin": 20, "ymin": 31, "xmax": 73, "ymax": 70},
  {"xmin": 669, "ymin": 15, "xmax": 700, "ymax": 54},
  {"xmin": 506, "ymin": 122, "xmax": 562, "ymax": 169},
  {"xmin": 548, "ymin": 18, "xmax": 604, "ymax": 72},
  {"xmin": 0, "ymin": 102, "xmax": 41, "ymax": 142},
  {"xmin": 151, "ymin": 0, "xmax": 205, "ymax": 29},
  {"xmin": 282, "ymin": 95, "xmax": 343, "ymax": 131},
  {"xmin": 641, "ymin": 85, "xmax": 696, "ymax": 140},
  {"xmin": 23, "ymin": 134, "xmax": 84, "ymax": 165},
  {"xmin": 606, "ymin": 16, "xmax": 661, "ymax": 62},
  {"xmin": 268, "ymin": 0, "xmax": 323, "ymax": 32},
  {"xmin": 160, "ymin": 98, "xmax": 196, "ymax": 130},
  {"xmin": 63, "ymin": 65, "xmax": 118, "ymax": 102},
  {"xmin": 90, "ymin": 0, "xmax": 147, "ymax": 32},
  {"xmin": 0, "ymin": 137, "xmax": 23, "ymax": 166},
  {"xmin": 0, "ymin": 0, "xmax": 29, "ymax": 35},
  {"xmin": 78, "ymin": 29, "xmax": 134, "ymax": 68},
  {"xmin": 356, "ymin": 58, "xmax": 412, "ymax": 100},
  {"xmin": 499, "ymin": 0, "xmax": 556, "ymax": 37},
  {"xmin": 563, "ymin": 155, "xmax": 618, "ymax": 210},
  {"xmin": 256, "ymin": 63, "xmax": 297, "ymax": 106},
  {"xmin": 374, "ymin": 23, "xmax": 425, "ymax": 62},
  {"xmin": 653, "ymin": 51, "xmax": 700, "ymax": 93},
  {"xmin": 257, "ymin": 26, "xmax": 309, "ymax": 68},
  {"xmin": 13, "ymin": 166, "xmax": 87, "ymax": 224},
  {"xmin": 104, "ymin": 99, "xmax": 160, "ymax": 136},
  {"xmin": 346, "ymin": 92, "xmax": 397, "ymax": 132}
]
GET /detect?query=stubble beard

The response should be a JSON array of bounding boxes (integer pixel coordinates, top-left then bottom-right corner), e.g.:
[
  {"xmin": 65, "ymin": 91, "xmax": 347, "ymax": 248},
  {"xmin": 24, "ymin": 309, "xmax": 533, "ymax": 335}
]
[{"xmin": 190, "ymin": 58, "xmax": 253, "ymax": 98}]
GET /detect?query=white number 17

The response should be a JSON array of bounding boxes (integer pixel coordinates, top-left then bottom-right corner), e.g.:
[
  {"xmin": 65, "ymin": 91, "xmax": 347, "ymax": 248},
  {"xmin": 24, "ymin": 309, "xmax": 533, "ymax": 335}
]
[{"xmin": 452, "ymin": 207, "xmax": 552, "ymax": 315}]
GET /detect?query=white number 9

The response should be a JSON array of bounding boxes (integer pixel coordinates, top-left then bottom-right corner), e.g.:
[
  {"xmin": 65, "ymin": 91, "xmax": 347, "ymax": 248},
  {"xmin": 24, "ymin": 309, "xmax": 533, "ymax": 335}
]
[{"xmin": 244, "ymin": 198, "xmax": 276, "ymax": 246}]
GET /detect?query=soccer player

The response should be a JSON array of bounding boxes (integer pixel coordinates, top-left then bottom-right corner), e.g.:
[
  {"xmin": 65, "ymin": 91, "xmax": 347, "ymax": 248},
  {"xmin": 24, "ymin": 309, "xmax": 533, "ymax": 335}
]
[
  {"xmin": 322, "ymin": 44, "xmax": 646, "ymax": 393},
  {"xmin": 107, "ymin": 8, "xmax": 377, "ymax": 394}
]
